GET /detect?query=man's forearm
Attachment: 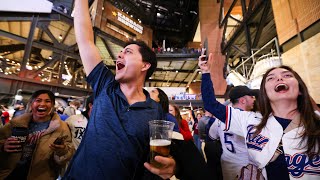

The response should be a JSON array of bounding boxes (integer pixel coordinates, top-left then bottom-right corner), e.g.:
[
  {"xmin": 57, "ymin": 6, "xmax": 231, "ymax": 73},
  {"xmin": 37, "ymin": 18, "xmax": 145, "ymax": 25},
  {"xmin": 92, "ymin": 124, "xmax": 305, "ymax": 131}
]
[
  {"xmin": 73, "ymin": 0, "xmax": 102, "ymax": 75},
  {"xmin": 74, "ymin": 0, "xmax": 94, "ymax": 46}
]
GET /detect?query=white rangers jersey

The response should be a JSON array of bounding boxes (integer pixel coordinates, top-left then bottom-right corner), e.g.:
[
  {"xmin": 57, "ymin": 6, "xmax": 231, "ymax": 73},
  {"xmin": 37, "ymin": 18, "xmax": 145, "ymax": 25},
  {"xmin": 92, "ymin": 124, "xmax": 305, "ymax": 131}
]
[
  {"xmin": 209, "ymin": 119, "xmax": 250, "ymax": 180},
  {"xmin": 201, "ymin": 73, "xmax": 320, "ymax": 180},
  {"xmin": 65, "ymin": 114, "xmax": 88, "ymax": 150},
  {"xmin": 223, "ymin": 106, "xmax": 319, "ymax": 180}
]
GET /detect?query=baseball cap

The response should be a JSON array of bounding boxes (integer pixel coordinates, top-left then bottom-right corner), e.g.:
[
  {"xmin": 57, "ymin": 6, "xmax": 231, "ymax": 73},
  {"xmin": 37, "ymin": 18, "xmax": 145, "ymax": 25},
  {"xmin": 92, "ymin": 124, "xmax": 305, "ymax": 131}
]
[{"xmin": 229, "ymin": 86, "xmax": 259, "ymax": 100}]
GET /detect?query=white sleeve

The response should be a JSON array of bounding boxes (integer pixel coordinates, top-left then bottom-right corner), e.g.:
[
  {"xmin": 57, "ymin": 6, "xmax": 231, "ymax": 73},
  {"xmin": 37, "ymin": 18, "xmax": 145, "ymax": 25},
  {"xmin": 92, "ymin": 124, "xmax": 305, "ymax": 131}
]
[{"xmin": 224, "ymin": 106, "xmax": 257, "ymax": 137}]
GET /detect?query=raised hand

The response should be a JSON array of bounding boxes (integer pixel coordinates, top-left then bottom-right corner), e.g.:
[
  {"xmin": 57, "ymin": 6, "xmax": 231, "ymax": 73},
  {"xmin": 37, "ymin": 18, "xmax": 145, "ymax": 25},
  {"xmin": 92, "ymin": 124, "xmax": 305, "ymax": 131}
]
[{"xmin": 198, "ymin": 52, "xmax": 212, "ymax": 74}]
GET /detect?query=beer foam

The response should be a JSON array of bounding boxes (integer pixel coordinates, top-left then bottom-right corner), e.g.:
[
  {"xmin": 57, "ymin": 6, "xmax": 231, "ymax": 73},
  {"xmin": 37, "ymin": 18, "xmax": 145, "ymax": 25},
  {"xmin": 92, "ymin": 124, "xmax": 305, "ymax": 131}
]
[{"xmin": 150, "ymin": 139, "xmax": 171, "ymax": 146}]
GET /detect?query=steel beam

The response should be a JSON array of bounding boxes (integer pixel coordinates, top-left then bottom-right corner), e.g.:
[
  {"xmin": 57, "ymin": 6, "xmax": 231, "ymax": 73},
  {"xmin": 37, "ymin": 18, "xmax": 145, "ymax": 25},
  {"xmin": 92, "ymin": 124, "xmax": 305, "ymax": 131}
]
[
  {"xmin": 0, "ymin": 44, "xmax": 25, "ymax": 53},
  {"xmin": 252, "ymin": 0, "xmax": 270, "ymax": 48},
  {"xmin": 241, "ymin": 0, "xmax": 251, "ymax": 56},
  {"xmin": 33, "ymin": 56, "xmax": 59, "ymax": 76},
  {"xmin": 0, "ymin": 73, "xmax": 91, "ymax": 98},
  {"xmin": 100, "ymin": 37, "xmax": 116, "ymax": 60},
  {"xmin": 219, "ymin": 0, "xmax": 224, "ymax": 24},
  {"xmin": 41, "ymin": 26, "xmax": 60, "ymax": 45},
  {"xmin": 20, "ymin": 15, "xmax": 39, "ymax": 77},
  {"xmin": 220, "ymin": 0, "xmax": 238, "ymax": 28},
  {"xmin": 222, "ymin": 0, "xmax": 265, "ymax": 54},
  {"xmin": 0, "ymin": 30, "xmax": 81, "ymax": 60},
  {"xmin": 58, "ymin": 55, "xmax": 66, "ymax": 84}
]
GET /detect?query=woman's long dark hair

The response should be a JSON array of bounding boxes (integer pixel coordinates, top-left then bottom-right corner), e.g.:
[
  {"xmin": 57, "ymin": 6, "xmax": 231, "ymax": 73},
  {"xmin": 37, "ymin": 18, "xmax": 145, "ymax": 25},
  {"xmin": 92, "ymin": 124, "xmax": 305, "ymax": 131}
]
[
  {"xmin": 170, "ymin": 103, "xmax": 183, "ymax": 127},
  {"xmin": 156, "ymin": 88, "xmax": 169, "ymax": 114},
  {"xmin": 256, "ymin": 65, "xmax": 320, "ymax": 156}
]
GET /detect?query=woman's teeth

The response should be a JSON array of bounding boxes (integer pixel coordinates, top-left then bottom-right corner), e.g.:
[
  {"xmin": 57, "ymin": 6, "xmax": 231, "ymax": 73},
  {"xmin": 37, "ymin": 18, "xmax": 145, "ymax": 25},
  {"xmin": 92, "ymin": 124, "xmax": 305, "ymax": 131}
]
[
  {"xmin": 274, "ymin": 84, "xmax": 289, "ymax": 92},
  {"xmin": 37, "ymin": 107, "xmax": 47, "ymax": 112}
]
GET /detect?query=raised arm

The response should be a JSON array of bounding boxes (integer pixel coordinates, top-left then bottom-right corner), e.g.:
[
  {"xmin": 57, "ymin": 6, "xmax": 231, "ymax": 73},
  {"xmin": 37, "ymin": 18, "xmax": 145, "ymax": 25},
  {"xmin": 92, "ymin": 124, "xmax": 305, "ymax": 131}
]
[
  {"xmin": 74, "ymin": 0, "xmax": 101, "ymax": 75},
  {"xmin": 198, "ymin": 53, "xmax": 227, "ymax": 122}
]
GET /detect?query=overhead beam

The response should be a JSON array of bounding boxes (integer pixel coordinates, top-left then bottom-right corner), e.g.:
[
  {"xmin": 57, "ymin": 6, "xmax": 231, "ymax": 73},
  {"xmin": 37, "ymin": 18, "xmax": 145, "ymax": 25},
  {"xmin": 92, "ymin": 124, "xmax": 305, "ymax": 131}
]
[
  {"xmin": 241, "ymin": 0, "xmax": 252, "ymax": 56},
  {"xmin": 0, "ymin": 29, "xmax": 81, "ymax": 60},
  {"xmin": 20, "ymin": 15, "xmax": 39, "ymax": 77},
  {"xmin": 0, "ymin": 44, "xmax": 25, "ymax": 53},
  {"xmin": 61, "ymin": 26, "xmax": 72, "ymax": 44},
  {"xmin": 252, "ymin": 0, "xmax": 270, "ymax": 48},
  {"xmin": 100, "ymin": 37, "xmax": 116, "ymax": 60},
  {"xmin": 33, "ymin": 56, "xmax": 59, "ymax": 76},
  {"xmin": 222, "ymin": 0, "xmax": 265, "ymax": 53},
  {"xmin": 94, "ymin": 28, "xmax": 126, "ymax": 47},
  {"xmin": 220, "ymin": 0, "xmax": 238, "ymax": 28},
  {"xmin": 41, "ymin": 25, "xmax": 60, "ymax": 45}
]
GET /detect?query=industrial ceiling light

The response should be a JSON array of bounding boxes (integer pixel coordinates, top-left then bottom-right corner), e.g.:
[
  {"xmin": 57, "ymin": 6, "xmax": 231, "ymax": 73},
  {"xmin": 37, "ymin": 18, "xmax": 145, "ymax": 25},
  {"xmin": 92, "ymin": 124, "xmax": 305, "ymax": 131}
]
[{"xmin": 59, "ymin": 34, "xmax": 63, "ymax": 40}]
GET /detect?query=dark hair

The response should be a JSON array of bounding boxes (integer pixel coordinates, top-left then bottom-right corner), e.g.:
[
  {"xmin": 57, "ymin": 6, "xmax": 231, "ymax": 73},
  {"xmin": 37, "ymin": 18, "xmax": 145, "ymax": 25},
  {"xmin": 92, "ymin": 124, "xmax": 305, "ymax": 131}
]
[
  {"xmin": 30, "ymin": 90, "xmax": 55, "ymax": 105},
  {"xmin": 125, "ymin": 40, "xmax": 157, "ymax": 80},
  {"xmin": 256, "ymin": 65, "xmax": 320, "ymax": 156},
  {"xmin": 156, "ymin": 88, "xmax": 169, "ymax": 114},
  {"xmin": 170, "ymin": 103, "xmax": 183, "ymax": 127},
  {"xmin": 82, "ymin": 95, "xmax": 94, "ymax": 119}
]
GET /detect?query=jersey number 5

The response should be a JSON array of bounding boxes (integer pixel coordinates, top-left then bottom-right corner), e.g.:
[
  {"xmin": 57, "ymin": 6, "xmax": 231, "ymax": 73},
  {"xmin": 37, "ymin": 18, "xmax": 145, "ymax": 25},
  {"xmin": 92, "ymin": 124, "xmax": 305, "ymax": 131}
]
[{"xmin": 224, "ymin": 133, "xmax": 235, "ymax": 153}]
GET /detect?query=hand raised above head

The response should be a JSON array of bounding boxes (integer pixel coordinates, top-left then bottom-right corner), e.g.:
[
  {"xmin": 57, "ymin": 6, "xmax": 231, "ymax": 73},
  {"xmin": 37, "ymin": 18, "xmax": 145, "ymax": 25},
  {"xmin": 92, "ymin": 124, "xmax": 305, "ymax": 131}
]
[{"xmin": 198, "ymin": 53, "xmax": 212, "ymax": 74}]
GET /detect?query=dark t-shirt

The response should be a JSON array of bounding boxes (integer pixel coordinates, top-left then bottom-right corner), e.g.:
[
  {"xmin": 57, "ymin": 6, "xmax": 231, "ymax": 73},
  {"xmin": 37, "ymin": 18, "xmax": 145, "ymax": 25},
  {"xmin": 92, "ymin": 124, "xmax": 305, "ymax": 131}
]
[
  {"xmin": 64, "ymin": 62, "xmax": 164, "ymax": 180},
  {"xmin": 265, "ymin": 116, "xmax": 290, "ymax": 180}
]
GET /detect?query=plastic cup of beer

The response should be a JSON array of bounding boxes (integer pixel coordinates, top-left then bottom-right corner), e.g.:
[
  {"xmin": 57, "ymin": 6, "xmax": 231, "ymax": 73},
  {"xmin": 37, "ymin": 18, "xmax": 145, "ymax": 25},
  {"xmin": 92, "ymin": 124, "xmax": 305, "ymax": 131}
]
[{"xmin": 149, "ymin": 120, "xmax": 174, "ymax": 168}]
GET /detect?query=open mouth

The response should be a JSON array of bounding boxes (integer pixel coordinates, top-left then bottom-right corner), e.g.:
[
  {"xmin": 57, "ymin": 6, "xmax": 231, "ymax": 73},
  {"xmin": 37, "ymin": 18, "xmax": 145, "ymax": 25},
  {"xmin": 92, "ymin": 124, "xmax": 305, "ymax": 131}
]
[
  {"xmin": 37, "ymin": 107, "xmax": 47, "ymax": 112},
  {"xmin": 274, "ymin": 83, "xmax": 289, "ymax": 92},
  {"xmin": 116, "ymin": 62, "xmax": 125, "ymax": 70}
]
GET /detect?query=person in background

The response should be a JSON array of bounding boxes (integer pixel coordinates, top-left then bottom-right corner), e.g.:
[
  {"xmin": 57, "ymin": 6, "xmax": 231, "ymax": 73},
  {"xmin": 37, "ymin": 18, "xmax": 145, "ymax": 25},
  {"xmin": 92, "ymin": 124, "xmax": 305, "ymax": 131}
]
[
  {"xmin": 208, "ymin": 86, "xmax": 257, "ymax": 180},
  {"xmin": 63, "ymin": 100, "xmax": 80, "ymax": 117},
  {"xmin": 0, "ymin": 90, "xmax": 74, "ymax": 180},
  {"xmin": 0, "ymin": 105, "xmax": 8, "ymax": 126},
  {"xmin": 1, "ymin": 111, "xmax": 10, "ymax": 126},
  {"xmin": 198, "ymin": 110, "xmax": 214, "ymax": 141},
  {"xmin": 12, "ymin": 100, "xmax": 26, "ymax": 118},
  {"xmin": 191, "ymin": 110, "xmax": 202, "ymax": 154},
  {"xmin": 199, "ymin": 51, "xmax": 320, "ymax": 179},
  {"xmin": 65, "ymin": 96, "xmax": 93, "ymax": 150},
  {"xmin": 169, "ymin": 104, "xmax": 193, "ymax": 141},
  {"xmin": 149, "ymin": 88, "xmax": 179, "ymax": 132},
  {"xmin": 56, "ymin": 106, "xmax": 69, "ymax": 121},
  {"xmin": 65, "ymin": 0, "xmax": 175, "ymax": 179}
]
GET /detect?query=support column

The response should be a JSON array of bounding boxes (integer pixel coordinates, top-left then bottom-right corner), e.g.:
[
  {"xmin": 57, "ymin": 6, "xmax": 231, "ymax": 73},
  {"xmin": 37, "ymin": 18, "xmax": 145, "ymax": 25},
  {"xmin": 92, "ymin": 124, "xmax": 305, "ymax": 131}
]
[
  {"xmin": 19, "ymin": 15, "xmax": 38, "ymax": 78},
  {"xmin": 199, "ymin": 0, "xmax": 227, "ymax": 95}
]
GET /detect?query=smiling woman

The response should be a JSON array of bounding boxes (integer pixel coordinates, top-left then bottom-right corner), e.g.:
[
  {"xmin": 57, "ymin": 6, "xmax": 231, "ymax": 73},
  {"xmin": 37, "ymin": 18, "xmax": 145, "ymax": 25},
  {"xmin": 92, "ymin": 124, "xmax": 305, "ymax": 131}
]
[
  {"xmin": 200, "ymin": 55, "xmax": 320, "ymax": 179},
  {"xmin": 0, "ymin": 90, "xmax": 74, "ymax": 180}
]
